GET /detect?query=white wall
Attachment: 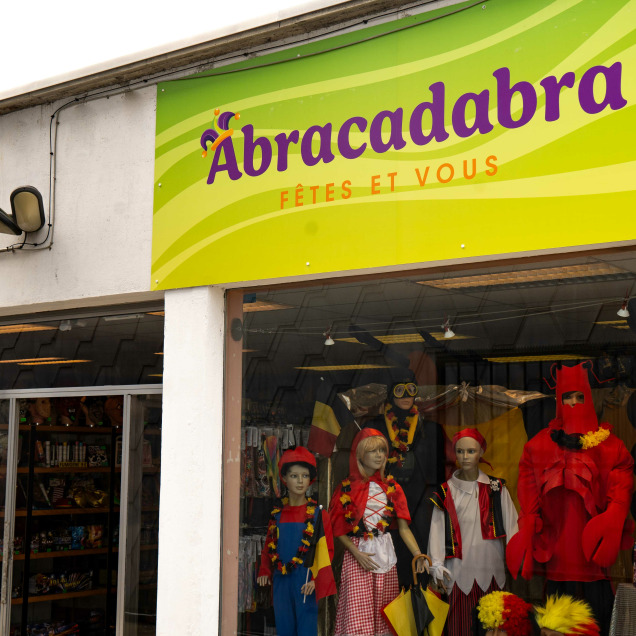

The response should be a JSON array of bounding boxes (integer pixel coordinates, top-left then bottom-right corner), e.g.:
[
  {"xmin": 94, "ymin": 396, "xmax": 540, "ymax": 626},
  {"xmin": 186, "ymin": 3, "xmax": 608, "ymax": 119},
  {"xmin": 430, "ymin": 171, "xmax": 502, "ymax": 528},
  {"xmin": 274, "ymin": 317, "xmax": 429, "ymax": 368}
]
[
  {"xmin": 0, "ymin": 87, "xmax": 159, "ymax": 315},
  {"xmin": 158, "ymin": 286, "xmax": 226, "ymax": 636}
]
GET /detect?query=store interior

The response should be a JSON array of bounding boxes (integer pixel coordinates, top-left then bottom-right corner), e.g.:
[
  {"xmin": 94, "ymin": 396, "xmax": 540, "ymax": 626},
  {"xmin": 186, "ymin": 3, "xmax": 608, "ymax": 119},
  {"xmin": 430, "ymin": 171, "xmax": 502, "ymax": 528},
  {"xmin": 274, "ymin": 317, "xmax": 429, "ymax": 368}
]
[{"xmin": 237, "ymin": 248, "xmax": 636, "ymax": 635}]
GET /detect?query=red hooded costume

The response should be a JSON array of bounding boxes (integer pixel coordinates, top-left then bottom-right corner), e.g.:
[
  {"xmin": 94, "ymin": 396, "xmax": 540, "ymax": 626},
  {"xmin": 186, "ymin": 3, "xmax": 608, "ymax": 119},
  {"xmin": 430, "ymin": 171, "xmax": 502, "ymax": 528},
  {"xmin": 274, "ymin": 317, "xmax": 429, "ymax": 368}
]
[
  {"xmin": 507, "ymin": 362, "xmax": 634, "ymax": 583},
  {"xmin": 329, "ymin": 428, "xmax": 411, "ymax": 537}
]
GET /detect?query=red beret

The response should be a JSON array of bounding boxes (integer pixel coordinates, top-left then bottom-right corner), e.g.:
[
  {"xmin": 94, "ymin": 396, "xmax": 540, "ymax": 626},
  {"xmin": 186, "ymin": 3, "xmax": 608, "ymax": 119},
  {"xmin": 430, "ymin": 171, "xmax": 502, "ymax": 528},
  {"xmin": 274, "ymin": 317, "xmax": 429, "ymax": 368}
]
[
  {"xmin": 452, "ymin": 428, "xmax": 487, "ymax": 451},
  {"xmin": 278, "ymin": 446, "xmax": 316, "ymax": 474}
]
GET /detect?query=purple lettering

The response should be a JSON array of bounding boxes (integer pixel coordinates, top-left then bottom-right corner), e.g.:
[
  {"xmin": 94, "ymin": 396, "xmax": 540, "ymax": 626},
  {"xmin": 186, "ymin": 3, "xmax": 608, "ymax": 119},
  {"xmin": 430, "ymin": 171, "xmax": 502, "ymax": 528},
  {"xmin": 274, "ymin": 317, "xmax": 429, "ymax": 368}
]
[
  {"xmin": 493, "ymin": 67, "xmax": 537, "ymax": 129},
  {"xmin": 579, "ymin": 62, "xmax": 627, "ymax": 115},
  {"xmin": 207, "ymin": 137, "xmax": 242, "ymax": 184},
  {"xmin": 409, "ymin": 82, "xmax": 449, "ymax": 145},
  {"xmin": 541, "ymin": 72, "xmax": 576, "ymax": 121},
  {"xmin": 369, "ymin": 109, "xmax": 406, "ymax": 153},
  {"xmin": 337, "ymin": 116, "xmax": 368, "ymax": 159},
  {"xmin": 242, "ymin": 125, "xmax": 272, "ymax": 177},
  {"xmin": 451, "ymin": 90, "xmax": 493, "ymax": 138},
  {"xmin": 300, "ymin": 124, "xmax": 335, "ymax": 167},
  {"xmin": 274, "ymin": 130, "xmax": 300, "ymax": 171}
]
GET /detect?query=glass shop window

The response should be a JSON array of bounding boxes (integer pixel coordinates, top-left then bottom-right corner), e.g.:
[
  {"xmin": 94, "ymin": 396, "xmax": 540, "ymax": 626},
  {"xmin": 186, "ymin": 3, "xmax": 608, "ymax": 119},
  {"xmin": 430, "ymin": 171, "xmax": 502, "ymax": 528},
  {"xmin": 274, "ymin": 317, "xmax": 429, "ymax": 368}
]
[
  {"xmin": 0, "ymin": 310, "xmax": 164, "ymax": 391},
  {"xmin": 233, "ymin": 249, "xmax": 636, "ymax": 636}
]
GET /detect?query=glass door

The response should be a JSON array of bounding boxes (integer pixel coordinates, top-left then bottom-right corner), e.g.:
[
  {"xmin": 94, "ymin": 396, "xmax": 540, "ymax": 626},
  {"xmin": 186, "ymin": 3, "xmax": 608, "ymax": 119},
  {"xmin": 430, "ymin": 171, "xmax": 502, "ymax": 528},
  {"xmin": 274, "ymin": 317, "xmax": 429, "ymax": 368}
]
[
  {"xmin": 6, "ymin": 394, "xmax": 124, "ymax": 636},
  {"xmin": 117, "ymin": 394, "xmax": 162, "ymax": 636}
]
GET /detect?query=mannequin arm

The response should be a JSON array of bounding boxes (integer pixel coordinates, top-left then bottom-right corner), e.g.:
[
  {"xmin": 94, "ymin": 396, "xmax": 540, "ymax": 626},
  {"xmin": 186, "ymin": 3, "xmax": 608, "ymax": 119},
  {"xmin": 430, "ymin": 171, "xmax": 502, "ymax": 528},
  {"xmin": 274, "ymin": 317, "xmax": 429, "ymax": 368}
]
[
  {"xmin": 397, "ymin": 518, "xmax": 428, "ymax": 573},
  {"xmin": 337, "ymin": 534, "xmax": 379, "ymax": 571}
]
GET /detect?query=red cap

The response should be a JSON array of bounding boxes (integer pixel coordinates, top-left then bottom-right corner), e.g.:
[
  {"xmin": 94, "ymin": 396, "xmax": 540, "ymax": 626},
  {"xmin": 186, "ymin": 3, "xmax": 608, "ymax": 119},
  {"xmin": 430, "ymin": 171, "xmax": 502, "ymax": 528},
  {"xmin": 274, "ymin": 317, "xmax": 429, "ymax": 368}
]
[
  {"xmin": 452, "ymin": 428, "xmax": 487, "ymax": 451},
  {"xmin": 278, "ymin": 446, "xmax": 316, "ymax": 480}
]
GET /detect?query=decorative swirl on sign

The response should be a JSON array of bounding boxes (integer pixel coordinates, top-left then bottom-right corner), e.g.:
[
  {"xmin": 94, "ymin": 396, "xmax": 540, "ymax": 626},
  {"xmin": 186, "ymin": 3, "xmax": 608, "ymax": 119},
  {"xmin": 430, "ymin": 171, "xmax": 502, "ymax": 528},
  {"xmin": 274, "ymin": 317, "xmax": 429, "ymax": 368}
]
[{"xmin": 200, "ymin": 108, "xmax": 241, "ymax": 157}]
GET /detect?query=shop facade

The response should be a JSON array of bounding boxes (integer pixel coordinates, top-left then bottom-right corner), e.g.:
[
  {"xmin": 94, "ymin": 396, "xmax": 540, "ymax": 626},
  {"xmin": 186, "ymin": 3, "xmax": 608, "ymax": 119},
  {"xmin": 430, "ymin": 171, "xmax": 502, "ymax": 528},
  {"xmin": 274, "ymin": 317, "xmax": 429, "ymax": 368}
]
[{"xmin": 1, "ymin": 0, "xmax": 635, "ymax": 635}]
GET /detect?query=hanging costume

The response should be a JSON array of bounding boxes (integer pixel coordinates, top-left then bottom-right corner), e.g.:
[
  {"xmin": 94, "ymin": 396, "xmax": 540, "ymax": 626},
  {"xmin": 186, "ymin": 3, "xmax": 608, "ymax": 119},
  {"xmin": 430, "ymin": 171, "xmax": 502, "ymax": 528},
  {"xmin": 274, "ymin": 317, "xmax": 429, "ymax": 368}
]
[
  {"xmin": 363, "ymin": 375, "xmax": 446, "ymax": 587},
  {"xmin": 329, "ymin": 428, "xmax": 411, "ymax": 636},
  {"xmin": 258, "ymin": 448, "xmax": 335, "ymax": 636},
  {"xmin": 428, "ymin": 429, "xmax": 518, "ymax": 636},
  {"xmin": 506, "ymin": 363, "xmax": 634, "ymax": 635}
]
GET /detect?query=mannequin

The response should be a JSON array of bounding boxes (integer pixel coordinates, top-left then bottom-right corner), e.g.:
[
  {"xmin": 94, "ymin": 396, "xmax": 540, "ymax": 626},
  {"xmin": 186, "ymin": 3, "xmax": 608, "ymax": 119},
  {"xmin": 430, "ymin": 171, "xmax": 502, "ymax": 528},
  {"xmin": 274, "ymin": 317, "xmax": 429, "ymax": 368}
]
[
  {"xmin": 329, "ymin": 428, "xmax": 428, "ymax": 636},
  {"xmin": 429, "ymin": 428, "xmax": 518, "ymax": 636},
  {"xmin": 534, "ymin": 595, "xmax": 600, "ymax": 636},
  {"xmin": 475, "ymin": 591, "xmax": 535, "ymax": 636},
  {"xmin": 507, "ymin": 362, "xmax": 634, "ymax": 634},
  {"xmin": 257, "ymin": 447, "xmax": 335, "ymax": 636},
  {"xmin": 363, "ymin": 372, "xmax": 446, "ymax": 586}
]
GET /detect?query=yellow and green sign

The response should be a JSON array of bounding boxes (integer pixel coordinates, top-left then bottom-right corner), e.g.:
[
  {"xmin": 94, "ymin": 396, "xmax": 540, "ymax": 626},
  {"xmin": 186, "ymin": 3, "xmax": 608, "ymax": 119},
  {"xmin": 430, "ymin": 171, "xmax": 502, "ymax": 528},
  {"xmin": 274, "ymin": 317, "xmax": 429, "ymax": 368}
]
[{"xmin": 153, "ymin": 0, "xmax": 636, "ymax": 289}]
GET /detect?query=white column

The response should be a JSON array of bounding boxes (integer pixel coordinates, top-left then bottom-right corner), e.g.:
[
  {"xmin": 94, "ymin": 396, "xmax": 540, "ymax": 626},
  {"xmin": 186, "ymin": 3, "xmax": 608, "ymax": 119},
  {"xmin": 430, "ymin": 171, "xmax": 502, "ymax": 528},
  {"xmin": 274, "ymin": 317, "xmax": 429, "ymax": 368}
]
[{"xmin": 156, "ymin": 285, "xmax": 225, "ymax": 636}]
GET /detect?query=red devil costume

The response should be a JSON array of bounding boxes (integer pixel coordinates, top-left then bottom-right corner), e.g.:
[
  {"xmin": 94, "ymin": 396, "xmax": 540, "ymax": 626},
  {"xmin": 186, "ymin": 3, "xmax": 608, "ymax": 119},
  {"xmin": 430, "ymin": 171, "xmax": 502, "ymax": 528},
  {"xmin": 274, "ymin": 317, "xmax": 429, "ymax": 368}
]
[{"xmin": 507, "ymin": 362, "xmax": 634, "ymax": 634}]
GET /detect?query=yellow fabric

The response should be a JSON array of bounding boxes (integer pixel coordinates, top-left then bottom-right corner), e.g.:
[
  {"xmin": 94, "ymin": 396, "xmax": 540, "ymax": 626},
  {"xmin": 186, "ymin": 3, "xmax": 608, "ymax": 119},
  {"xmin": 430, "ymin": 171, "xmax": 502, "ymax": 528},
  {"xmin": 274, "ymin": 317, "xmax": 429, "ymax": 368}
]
[
  {"xmin": 442, "ymin": 407, "xmax": 527, "ymax": 509},
  {"xmin": 382, "ymin": 587, "xmax": 449, "ymax": 636},
  {"xmin": 383, "ymin": 589, "xmax": 417, "ymax": 636},
  {"xmin": 310, "ymin": 401, "xmax": 341, "ymax": 435},
  {"xmin": 309, "ymin": 535, "xmax": 331, "ymax": 579}
]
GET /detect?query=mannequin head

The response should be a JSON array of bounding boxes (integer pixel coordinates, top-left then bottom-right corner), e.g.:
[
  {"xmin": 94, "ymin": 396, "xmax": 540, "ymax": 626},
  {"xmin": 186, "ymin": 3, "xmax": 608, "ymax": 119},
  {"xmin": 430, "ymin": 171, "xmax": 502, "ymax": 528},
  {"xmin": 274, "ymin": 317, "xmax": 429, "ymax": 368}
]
[
  {"xmin": 551, "ymin": 363, "xmax": 597, "ymax": 435},
  {"xmin": 477, "ymin": 591, "xmax": 534, "ymax": 636},
  {"xmin": 534, "ymin": 595, "xmax": 599, "ymax": 636},
  {"xmin": 356, "ymin": 433, "xmax": 389, "ymax": 479},
  {"xmin": 452, "ymin": 428, "xmax": 487, "ymax": 481},
  {"xmin": 279, "ymin": 447, "xmax": 317, "ymax": 504},
  {"xmin": 387, "ymin": 372, "xmax": 418, "ymax": 413}
]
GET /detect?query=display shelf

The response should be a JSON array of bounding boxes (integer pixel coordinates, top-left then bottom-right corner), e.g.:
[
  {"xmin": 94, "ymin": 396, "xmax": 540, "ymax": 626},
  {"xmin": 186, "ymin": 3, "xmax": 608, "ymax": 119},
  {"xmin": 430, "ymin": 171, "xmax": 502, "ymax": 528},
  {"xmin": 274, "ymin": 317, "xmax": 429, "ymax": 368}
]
[
  {"xmin": 18, "ymin": 467, "xmax": 111, "ymax": 474},
  {"xmin": 13, "ymin": 507, "xmax": 117, "ymax": 517},
  {"xmin": 14, "ymin": 547, "xmax": 110, "ymax": 561},
  {"xmin": 1, "ymin": 506, "xmax": 159, "ymax": 518},
  {"xmin": 22, "ymin": 426, "xmax": 117, "ymax": 434},
  {"xmin": 11, "ymin": 588, "xmax": 108, "ymax": 605},
  {"xmin": 2, "ymin": 544, "xmax": 157, "ymax": 562}
]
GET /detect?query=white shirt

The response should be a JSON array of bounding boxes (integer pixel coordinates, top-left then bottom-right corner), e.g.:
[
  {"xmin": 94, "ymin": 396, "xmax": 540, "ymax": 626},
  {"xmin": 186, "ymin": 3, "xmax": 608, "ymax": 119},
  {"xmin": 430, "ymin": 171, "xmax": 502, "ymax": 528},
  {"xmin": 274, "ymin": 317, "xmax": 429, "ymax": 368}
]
[
  {"xmin": 428, "ymin": 470, "xmax": 518, "ymax": 594},
  {"xmin": 358, "ymin": 481, "xmax": 397, "ymax": 574}
]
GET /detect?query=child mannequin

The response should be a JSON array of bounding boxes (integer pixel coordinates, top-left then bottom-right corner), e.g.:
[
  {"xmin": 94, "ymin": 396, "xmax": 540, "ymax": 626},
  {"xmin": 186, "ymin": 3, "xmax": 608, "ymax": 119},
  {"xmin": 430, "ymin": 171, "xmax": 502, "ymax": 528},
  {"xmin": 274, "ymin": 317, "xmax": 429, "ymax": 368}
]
[
  {"xmin": 257, "ymin": 447, "xmax": 335, "ymax": 636},
  {"xmin": 329, "ymin": 428, "xmax": 428, "ymax": 636},
  {"xmin": 428, "ymin": 428, "xmax": 519, "ymax": 636}
]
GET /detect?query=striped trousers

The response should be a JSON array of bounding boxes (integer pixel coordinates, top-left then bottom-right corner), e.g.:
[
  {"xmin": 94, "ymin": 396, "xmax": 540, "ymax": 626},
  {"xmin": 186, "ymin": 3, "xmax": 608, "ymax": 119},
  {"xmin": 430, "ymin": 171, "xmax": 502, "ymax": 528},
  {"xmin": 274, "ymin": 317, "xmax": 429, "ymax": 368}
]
[{"xmin": 446, "ymin": 577, "xmax": 499, "ymax": 636}]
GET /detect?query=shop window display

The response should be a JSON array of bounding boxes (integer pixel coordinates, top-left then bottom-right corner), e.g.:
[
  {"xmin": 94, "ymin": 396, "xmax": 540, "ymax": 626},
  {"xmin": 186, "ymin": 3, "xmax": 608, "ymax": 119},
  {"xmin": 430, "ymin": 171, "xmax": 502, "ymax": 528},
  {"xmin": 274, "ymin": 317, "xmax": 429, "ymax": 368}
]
[{"xmin": 234, "ymin": 249, "xmax": 636, "ymax": 636}]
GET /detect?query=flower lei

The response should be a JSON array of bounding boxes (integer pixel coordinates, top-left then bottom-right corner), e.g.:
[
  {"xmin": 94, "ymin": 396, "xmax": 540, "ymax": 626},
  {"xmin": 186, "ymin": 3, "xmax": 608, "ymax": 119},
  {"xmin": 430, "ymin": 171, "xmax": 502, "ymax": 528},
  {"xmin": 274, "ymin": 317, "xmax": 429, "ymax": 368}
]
[
  {"xmin": 385, "ymin": 404, "xmax": 419, "ymax": 468},
  {"xmin": 340, "ymin": 477, "xmax": 397, "ymax": 540},
  {"xmin": 266, "ymin": 497, "xmax": 316, "ymax": 575},
  {"xmin": 550, "ymin": 424, "xmax": 611, "ymax": 451}
]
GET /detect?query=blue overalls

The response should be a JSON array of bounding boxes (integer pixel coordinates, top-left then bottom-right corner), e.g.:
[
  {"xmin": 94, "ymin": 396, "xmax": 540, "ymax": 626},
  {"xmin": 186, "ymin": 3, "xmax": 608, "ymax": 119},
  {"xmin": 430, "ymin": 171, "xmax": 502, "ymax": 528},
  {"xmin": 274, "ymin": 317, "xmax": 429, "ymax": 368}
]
[{"xmin": 272, "ymin": 507, "xmax": 318, "ymax": 636}]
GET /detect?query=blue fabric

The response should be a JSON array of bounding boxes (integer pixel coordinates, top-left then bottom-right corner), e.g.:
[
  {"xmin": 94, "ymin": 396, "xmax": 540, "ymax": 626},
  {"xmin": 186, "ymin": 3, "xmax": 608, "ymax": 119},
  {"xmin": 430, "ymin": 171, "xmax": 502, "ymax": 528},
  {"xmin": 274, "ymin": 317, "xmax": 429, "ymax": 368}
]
[{"xmin": 272, "ymin": 512, "xmax": 317, "ymax": 636}]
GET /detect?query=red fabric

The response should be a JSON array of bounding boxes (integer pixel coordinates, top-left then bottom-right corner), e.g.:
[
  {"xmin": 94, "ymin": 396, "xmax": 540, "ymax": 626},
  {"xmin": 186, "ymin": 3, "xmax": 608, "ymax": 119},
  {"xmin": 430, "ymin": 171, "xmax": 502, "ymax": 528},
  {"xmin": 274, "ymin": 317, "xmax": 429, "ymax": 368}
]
[
  {"xmin": 478, "ymin": 481, "xmax": 497, "ymax": 540},
  {"xmin": 452, "ymin": 428, "xmax": 487, "ymax": 451},
  {"xmin": 277, "ymin": 446, "xmax": 316, "ymax": 476},
  {"xmin": 447, "ymin": 577, "xmax": 499, "ymax": 636},
  {"xmin": 441, "ymin": 484, "xmax": 463, "ymax": 559},
  {"xmin": 334, "ymin": 537, "xmax": 399, "ymax": 636},
  {"xmin": 514, "ymin": 427, "xmax": 633, "ymax": 581},
  {"xmin": 307, "ymin": 426, "xmax": 337, "ymax": 457},
  {"xmin": 550, "ymin": 362, "xmax": 599, "ymax": 435},
  {"xmin": 329, "ymin": 429, "xmax": 410, "ymax": 537}
]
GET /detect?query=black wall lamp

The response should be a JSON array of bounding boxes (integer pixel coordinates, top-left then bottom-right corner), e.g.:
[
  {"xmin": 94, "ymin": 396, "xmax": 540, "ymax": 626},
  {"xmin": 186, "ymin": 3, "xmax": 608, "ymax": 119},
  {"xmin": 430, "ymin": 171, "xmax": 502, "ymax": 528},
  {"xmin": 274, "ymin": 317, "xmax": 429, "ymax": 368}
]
[{"xmin": 0, "ymin": 186, "xmax": 45, "ymax": 235}]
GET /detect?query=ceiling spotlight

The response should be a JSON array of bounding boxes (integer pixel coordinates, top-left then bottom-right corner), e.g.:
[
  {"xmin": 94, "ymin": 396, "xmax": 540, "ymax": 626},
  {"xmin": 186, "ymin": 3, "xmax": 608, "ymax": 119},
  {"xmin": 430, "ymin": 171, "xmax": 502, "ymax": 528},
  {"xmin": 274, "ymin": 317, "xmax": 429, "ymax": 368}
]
[
  {"xmin": 0, "ymin": 186, "xmax": 45, "ymax": 235},
  {"xmin": 617, "ymin": 291, "xmax": 630, "ymax": 318},
  {"xmin": 59, "ymin": 320, "xmax": 72, "ymax": 332},
  {"xmin": 323, "ymin": 328, "xmax": 335, "ymax": 346},
  {"xmin": 442, "ymin": 317, "xmax": 455, "ymax": 339}
]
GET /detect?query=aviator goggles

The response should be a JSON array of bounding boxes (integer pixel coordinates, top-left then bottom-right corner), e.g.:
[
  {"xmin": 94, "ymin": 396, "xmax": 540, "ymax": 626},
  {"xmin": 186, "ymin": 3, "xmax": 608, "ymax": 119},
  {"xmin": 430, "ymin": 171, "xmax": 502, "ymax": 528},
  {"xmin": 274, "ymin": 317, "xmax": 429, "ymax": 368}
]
[{"xmin": 392, "ymin": 383, "xmax": 418, "ymax": 398}]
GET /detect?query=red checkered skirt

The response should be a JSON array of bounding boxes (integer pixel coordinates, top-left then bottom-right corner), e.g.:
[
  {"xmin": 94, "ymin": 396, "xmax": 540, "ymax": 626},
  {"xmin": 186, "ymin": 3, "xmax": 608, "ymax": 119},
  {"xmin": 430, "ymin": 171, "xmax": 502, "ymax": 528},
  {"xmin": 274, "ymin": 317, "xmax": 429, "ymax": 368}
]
[{"xmin": 334, "ymin": 537, "xmax": 399, "ymax": 636}]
